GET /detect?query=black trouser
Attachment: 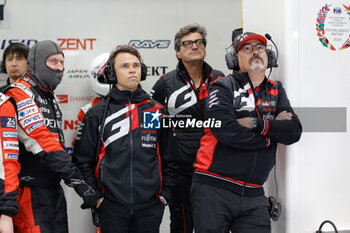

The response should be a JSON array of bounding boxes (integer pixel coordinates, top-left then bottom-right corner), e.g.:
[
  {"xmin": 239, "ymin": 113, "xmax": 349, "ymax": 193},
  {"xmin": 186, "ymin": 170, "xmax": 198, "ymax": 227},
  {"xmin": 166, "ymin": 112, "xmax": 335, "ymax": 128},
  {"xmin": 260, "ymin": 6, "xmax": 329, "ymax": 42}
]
[
  {"xmin": 191, "ymin": 182, "xmax": 271, "ymax": 233},
  {"xmin": 98, "ymin": 198, "xmax": 165, "ymax": 233},
  {"xmin": 169, "ymin": 174, "xmax": 193, "ymax": 233}
]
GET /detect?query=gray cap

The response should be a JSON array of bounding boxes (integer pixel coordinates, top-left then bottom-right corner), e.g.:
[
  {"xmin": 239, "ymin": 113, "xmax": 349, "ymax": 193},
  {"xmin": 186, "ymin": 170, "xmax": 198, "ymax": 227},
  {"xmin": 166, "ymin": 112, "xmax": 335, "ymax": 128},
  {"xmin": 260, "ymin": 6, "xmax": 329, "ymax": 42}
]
[{"xmin": 27, "ymin": 40, "xmax": 64, "ymax": 91}]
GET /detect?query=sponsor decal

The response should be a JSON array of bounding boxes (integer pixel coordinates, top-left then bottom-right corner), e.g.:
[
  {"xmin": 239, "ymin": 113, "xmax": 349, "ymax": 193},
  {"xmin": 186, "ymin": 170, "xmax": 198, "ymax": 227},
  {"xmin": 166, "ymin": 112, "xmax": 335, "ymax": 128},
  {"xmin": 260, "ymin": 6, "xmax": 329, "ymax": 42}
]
[
  {"xmin": 20, "ymin": 114, "xmax": 43, "ymax": 128},
  {"xmin": 17, "ymin": 99, "xmax": 35, "ymax": 111},
  {"xmin": 25, "ymin": 121, "xmax": 45, "ymax": 134},
  {"xmin": 3, "ymin": 131, "xmax": 18, "ymax": 138},
  {"xmin": 18, "ymin": 106, "xmax": 39, "ymax": 120},
  {"xmin": 143, "ymin": 111, "xmax": 161, "ymax": 129},
  {"xmin": 141, "ymin": 134, "xmax": 157, "ymax": 142},
  {"xmin": 40, "ymin": 107, "xmax": 50, "ymax": 114},
  {"xmin": 0, "ymin": 39, "xmax": 38, "ymax": 50},
  {"xmin": 5, "ymin": 153, "xmax": 19, "ymax": 159},
  {"xmin": 37, "ymin": 96, "xmax": 48, "ymax": 105},
  {"xmin": 66, "ymin": 69, "xmax": 90, "ymax": 78},
  {"xmin": 141, "ymin": 143, "xmax": 156, "ymax": 148},
  {"xmin": 129, "ymin": 40, "xmax": 171, "ymax": 49},
  {"xmin": 3, "ymin": 141, "xmax": 19, "ymax": 150},
  {"xmin": 64, "ymin": 120, "xmax": 78, "ymax": 130},
  {"xmin": 147, "ymin": 66, "xmax": 168, "ymax": 77},
  {"xmin": 45, "ymin": 119, "xmax": 62, "ymax": 129},
  {"xmin": 1, "ymin": 117, "xmax": 16, "ymax": 128},
  {"xmin": 57, "ymin": 94, "xmax": 97, "ymax": 104},
  {"xmin": 57, "ymin": 38, "xmax": 96, "ymax": 50},
  {"xmin": 66, "ymin": 147, "xmax": 73, "ymax": 156}
]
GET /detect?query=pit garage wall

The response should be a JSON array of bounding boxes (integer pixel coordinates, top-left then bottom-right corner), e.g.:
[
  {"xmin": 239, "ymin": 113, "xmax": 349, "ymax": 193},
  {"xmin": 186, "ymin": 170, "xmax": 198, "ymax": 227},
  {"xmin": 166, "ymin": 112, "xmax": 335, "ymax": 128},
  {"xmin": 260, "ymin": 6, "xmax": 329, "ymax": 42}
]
[
  {"xmin": 243, "ymin": 0, "xmax": 350, "ymax": 232},
  {"xmin": 0, "ymin": 0, "xmax": 241, "ymax": 232}
]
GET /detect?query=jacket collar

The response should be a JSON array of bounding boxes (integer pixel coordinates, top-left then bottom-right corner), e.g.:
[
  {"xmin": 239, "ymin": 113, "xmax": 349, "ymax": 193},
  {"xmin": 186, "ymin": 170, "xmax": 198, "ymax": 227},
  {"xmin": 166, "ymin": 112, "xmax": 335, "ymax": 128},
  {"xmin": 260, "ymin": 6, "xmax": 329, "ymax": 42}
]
[
  {"xmin": 109, "ymin": 85, "xmax": 149, "ymax": 104},
  {"xmin": 176, "ymin": 60, "xmax": 213, "ymax": 83}
]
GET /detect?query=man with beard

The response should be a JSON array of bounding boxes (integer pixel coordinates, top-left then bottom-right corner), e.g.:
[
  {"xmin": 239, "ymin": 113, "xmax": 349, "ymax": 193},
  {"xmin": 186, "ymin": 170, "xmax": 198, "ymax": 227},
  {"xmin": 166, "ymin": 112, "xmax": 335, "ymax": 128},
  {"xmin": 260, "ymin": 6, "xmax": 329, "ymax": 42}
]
[
  {"xmin": 150, "ymin": 24, "xmax": 224, "ymax": 233},
  {"xmin": 192, "ymin": 32, "xmax": 302, "ymax": 233},
  {"xmin": 4, "ymin": 40, "xmax": 101, "ymax": 233}
]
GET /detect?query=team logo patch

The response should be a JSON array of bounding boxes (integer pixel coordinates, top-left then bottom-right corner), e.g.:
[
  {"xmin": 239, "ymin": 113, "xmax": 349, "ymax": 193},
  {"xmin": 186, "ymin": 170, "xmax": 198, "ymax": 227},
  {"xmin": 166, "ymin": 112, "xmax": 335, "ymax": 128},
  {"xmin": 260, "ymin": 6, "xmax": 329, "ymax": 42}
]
[
  {"xmin": 18, "ymin": 106, "xmax": 39, "ymax": 120},
  {"xmin": 25, "ymin": 121, "xmax": 45, "ymax": 134},
  {"xmin": 143, "ymin": 110, "xmax": 161, "ymax": 129},
  {"xmin": 20, "ymin": 114, "xmax": 43, "ymax": 128},
  {"xmin": 3, "ymin": 131, "xmax": 18, "ymax": 138},
  {"xmin": 1, "ymin": 117, "xmax": 16, "ymax": 128},
  {"xmin": 17, "ymin": 98, "xmax": 35, "ymax": 111},
  {"xmin": 5, "ymin": 153, "xmax": 19, "ymax": 159},
  {"xmin": 3, "ymin": 141, "xmax": 19, "ymax": 150}
]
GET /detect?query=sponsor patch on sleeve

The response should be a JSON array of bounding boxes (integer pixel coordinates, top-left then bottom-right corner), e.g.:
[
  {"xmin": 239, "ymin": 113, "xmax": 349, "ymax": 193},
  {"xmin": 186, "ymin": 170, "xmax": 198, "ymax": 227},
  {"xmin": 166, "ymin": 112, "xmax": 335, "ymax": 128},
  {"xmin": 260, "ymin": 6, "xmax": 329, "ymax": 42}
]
[
  {"xmin": 18, "ymin": 106, "xmax": 39, "ymax": 120},
  {"xmin": 17, "ymin": 98, "xmax": 35, "ymax": 111},
  {"xmin": 25, "ymin": 121, "xmax": 45, "ymax": 134},
  {"xmin": 5, "ymin": 153, "xmax": 19, "ymax": 159},
  {"xmin": 1, "ymin": 117, "xmax": 16, "ymax": 129},
  {"xmin": 3, "ymin": 131, "xmax": 18, "ymax": 138},
  {"xmin": 19, "ymin": 113, "xmax": 44, "ymax": 128},
  {"xmin": 3, "ymin": 141, "xmax": 19, "ymax": 150}
]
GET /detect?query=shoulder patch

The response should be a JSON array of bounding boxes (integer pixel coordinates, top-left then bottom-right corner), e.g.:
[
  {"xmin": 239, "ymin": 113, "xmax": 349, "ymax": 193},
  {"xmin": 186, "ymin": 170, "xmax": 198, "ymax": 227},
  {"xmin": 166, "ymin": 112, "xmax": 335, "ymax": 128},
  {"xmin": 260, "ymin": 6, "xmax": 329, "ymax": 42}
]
[
  {"xmin": 1, "ymin": 117, "xmax": 16, "ymax": 128},
  {"xmin": 0, "ymin": 93, "xmax": 10, "ymax": 106}
]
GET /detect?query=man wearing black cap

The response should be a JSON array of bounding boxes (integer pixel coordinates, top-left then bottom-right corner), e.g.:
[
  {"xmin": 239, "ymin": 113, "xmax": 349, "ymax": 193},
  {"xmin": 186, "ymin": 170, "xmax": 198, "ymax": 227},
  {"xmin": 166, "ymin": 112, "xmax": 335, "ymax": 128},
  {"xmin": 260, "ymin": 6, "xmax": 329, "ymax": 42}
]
[
  {"xmin": 191, "ymin": 32, "xmax": 302, "ymax": 233},
  {"xmin": 4, "ymin": 40, "xmax": 101, "ymax": 233}
]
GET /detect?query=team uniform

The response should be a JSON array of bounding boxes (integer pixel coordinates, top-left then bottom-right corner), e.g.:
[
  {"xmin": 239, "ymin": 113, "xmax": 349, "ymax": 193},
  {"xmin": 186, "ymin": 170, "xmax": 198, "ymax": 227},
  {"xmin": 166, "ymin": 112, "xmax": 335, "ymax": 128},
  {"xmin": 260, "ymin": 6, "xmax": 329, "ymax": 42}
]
[
  {"xmin": 192, "ymin": 71, "xmax": 302, "ymax": 232},
  {"xmin": 150, "ymin": 61, "xmax": 224, "ymax": 233},
  {"xmin": 73, "ymin": 86, "xmax": 177, "ymax": 233},
  {"xmin": 0, "ymin": 93, "xmax": 20, "ymax": 218},
  {"xmin": 5, "ymin": 74, "xmax": 99, "ymax": 233}
]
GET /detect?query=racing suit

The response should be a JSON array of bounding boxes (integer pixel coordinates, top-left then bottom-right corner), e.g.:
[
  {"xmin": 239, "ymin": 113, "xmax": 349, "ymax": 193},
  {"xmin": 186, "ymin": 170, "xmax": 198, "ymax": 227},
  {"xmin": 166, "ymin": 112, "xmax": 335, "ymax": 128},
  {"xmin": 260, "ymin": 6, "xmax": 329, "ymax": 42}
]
[
  {"xmin": 0, "ymin": 93, "xmax": 20, "ymax": 218},
  {"xmin": 73, "ymin": 86, "xmax": 177, "ymax": 233},
  {"xmin": 192, "ymin": 71, "xmax": 302, "ymax": 232},
  {"xmin": 150, "ymin": 61, "xmax": 224, "ymax": 233},
  {"xmin": 5, "ymin": 73, "xmax": 101, "ymax": 233}
]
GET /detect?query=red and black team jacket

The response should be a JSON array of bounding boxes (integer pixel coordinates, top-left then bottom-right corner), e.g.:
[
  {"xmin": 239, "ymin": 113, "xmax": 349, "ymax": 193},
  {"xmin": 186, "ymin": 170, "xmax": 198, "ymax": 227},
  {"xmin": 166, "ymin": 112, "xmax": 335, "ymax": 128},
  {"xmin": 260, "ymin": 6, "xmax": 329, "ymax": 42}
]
[
  {"xmin": 194, "ymin": 71, "xmax": 302, "ymax": 196},
  {"xmin": 73, "ymin": 86, "xmax": 177, "ymax": 210},
  {"xmin": 150, "ymin": 61, "xmax": 224, "ymax": 176},
  {"xmin": 0, "ymin": 93, "xmax": 20, "ymax": 217},
  {"xmin": 5, "ymin": 74, "xmax": 85, "ymax": 188}
]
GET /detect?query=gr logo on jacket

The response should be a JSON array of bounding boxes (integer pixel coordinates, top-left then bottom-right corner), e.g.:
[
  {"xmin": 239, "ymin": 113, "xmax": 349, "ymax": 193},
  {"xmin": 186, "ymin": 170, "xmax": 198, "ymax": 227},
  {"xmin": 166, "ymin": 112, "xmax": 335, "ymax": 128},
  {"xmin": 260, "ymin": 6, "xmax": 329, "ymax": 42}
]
[
  {"xmin": 194, "ymin": 72, "xmax": 302, "ymax": 196},
  {"xmin": 73, "ymin": 86, "xmax": 177, "ymax": 210},
  {"xmin": 150, "ymin": 61, "xmax": 224, "ymax": 175}
]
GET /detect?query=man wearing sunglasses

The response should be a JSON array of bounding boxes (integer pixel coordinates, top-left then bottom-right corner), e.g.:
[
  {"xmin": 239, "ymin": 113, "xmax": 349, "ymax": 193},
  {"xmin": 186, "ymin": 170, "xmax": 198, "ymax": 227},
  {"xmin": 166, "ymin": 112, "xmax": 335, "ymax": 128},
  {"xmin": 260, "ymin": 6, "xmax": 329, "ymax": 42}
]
[
  {"xmin": 150, "ymin": 24, "xmax": 224, "ymax": 233},
  {"xmin": 192, "ymin": 32, "xmax": 302, "ymax": 233}
]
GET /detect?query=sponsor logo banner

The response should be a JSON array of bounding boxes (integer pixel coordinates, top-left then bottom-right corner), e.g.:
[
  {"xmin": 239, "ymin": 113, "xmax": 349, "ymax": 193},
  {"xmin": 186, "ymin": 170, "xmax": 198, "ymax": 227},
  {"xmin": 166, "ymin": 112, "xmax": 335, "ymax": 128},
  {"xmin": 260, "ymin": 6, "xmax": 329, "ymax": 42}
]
[
  {"xmin": 57, "ymin": 95, "xmax": 97, "ymax": 104},
  {"xmin": 20, "ymin": 114, "xmax": 43, "ymax": 128},
  {"xmin": 5, "ymin": 153, "xmax": 19, "ymax": 159},
  {"xmin": 129, "ymin": 40, "xmax": 171, "ymax": 49},
  {"xmin": 1, "ymin": 117, "xmax": 16, "ymax": 128},
  {"xmin": 17, "ymin": 99, "xmax": 35, "ymax": 111},
  {"xmin": 57, "ymin": 38, "xmax": 96, "ymax": 50},
  {"xmin": 18, "ymin": 106, "xmax": 39, "ymax": 120},
  {"xmin": 3, "ymin": 131, "xmax": 18, "ymax": 138},
  {"xmin": 3, "ymin": 141, "xmax": 19, "ymax": 150},
  {"xmin": 25, "ymin": 121, "xmax": 45, "ymax": 134}
]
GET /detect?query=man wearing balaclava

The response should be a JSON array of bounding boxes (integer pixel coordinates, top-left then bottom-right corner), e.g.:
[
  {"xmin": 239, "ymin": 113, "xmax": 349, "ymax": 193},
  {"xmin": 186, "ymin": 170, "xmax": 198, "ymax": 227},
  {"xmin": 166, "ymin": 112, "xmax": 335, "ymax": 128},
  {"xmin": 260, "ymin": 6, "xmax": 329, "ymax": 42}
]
[{"xmin": 4, "ymin": 40, "xmax": 102, "ymax": 233}]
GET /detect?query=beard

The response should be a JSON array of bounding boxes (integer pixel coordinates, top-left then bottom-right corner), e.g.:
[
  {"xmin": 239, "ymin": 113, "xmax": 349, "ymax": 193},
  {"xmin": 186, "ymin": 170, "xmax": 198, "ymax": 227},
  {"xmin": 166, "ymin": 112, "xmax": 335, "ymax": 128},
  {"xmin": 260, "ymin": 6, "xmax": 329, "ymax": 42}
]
[{"xmin": 249, "ymin": 55, "xmax": 265, "ymax": 71}]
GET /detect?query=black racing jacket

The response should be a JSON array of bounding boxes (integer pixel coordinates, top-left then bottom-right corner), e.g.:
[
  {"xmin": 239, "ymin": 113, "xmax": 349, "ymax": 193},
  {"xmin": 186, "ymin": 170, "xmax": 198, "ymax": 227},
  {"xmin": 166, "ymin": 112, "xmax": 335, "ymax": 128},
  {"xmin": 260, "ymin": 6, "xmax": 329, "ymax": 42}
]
[
  {"xmin": 73, "ymin": 86, "xmax": 177, "ymax": 210},
  {"xmin": 193, "ymin": 71, "xmax": 302, "ymax": 196},
  {"xmin": 150, "ymin": 61, "xmax": 224, "ymax": 176}
]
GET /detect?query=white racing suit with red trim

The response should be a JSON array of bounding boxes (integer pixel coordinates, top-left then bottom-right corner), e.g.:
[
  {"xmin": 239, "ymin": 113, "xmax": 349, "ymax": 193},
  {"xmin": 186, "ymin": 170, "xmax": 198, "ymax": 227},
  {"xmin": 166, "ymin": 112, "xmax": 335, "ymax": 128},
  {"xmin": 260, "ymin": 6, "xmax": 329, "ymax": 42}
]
[
  {"xmin": 0, "ymin": 93, "xmax": 20, "ymax": 218},
  {"xmin": 5, "ymin": 73, "xmax": 101, "ymax": 233}
]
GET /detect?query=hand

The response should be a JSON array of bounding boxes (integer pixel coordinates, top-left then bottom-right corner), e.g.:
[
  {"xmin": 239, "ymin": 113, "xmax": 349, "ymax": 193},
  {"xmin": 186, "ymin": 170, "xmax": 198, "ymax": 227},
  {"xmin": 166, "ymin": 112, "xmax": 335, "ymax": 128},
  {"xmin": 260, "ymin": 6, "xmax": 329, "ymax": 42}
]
[
  {"xmin": 237, "ymin": 117, "xmax": 253, "ymax": 129},
  {"xmin": 69, "ymin": 179, "xmax": 102, "ymax": 209},
  {"xmin": 275, "ymin": 111, "xmax": 292, "ymax": 120},
  {"xmin": 0, "ymin": 215, "xmax": 14, "ymax": 233}
]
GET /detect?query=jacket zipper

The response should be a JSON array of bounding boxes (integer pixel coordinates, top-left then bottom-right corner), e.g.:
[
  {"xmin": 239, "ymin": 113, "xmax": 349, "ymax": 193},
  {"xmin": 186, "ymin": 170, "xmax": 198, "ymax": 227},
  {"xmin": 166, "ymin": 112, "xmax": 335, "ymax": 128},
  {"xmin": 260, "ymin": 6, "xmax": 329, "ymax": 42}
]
[{"xmin": 128, "ymin": 93, "xmax": 134, "ymax": 215}]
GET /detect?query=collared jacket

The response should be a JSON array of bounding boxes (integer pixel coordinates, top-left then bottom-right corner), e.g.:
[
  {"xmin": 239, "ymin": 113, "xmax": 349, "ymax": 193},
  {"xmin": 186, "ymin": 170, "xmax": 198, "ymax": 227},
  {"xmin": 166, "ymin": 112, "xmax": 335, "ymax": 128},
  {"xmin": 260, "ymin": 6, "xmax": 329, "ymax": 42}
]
[
  {"xmin": 73, "ymin": 86, "xmax": 177, "ymax": 210},
  {"xmin": 150, "ymin": 61, "xmax": 224, "ymax": 176},
  {"xmin": 0, "ymin": 93, "xmax": 20, "ymax": 217},
  {"xmin": 193, "ymin": 71, "xmax": 302, "ymax": 196}
]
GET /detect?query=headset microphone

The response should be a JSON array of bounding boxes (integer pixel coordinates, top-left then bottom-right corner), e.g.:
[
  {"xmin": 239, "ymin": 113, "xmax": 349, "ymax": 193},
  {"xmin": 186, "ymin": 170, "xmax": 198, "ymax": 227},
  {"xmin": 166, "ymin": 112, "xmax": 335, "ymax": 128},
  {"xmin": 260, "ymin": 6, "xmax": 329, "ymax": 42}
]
[{"xmin": 265, "ymin": 33, "xmax": 278, "ymax": 68}]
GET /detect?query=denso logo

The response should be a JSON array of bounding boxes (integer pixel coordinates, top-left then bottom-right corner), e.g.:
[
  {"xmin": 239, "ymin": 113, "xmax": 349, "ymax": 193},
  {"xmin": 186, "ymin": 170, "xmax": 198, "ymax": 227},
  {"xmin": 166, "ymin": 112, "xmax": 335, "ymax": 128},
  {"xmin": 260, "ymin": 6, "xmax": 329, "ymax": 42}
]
[
  {"xmin": 64, "ymin": 120, "xmax": 78, "ymax": 130},
  {"xmin": 0, "ymin": 39, "xmax": 38, "ymax": 50},
  {"xmin": 128, "ymin": 40, "xmax": 171, "ymax": 49},
  {"xmin": 57, "ymin": 38, "xmax": 96, "ymax": 50}
]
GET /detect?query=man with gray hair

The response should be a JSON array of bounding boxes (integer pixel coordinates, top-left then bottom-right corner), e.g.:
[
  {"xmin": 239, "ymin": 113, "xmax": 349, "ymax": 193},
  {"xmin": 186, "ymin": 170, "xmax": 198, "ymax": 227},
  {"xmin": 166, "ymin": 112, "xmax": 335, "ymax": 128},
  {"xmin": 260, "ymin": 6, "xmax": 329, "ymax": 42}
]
[
  {"xmin": 5, "ymin": 40, "xmax": 101, "ymax": 233},
  {"xmin": 150, "ymin": 24, "xmax": 224, "ymax": 233}
]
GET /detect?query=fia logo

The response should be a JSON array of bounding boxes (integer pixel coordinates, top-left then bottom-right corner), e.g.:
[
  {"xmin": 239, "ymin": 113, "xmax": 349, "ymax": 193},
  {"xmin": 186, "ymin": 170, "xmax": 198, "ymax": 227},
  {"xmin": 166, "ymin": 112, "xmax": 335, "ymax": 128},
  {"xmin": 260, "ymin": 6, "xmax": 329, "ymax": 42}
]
[{"xmin": 143, "ymin": 110, "xmax": 161, "ymax": 129}]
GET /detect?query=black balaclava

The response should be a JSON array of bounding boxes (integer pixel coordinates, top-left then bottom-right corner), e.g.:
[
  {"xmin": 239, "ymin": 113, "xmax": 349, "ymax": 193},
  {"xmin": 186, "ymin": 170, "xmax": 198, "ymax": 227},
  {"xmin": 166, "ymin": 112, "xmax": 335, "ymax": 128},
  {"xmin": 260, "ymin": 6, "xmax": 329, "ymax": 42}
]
[{"xmin": 27, "ymin": 40, "xmax": 64, "ymax": 91}]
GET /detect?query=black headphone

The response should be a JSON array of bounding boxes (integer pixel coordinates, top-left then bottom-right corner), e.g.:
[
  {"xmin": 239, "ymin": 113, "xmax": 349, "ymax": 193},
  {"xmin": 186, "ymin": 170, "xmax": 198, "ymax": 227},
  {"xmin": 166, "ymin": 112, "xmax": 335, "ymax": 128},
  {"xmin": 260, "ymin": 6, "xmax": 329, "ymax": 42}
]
[
  {"xmin": 225, "ymin": 33, "xmax": 278, "ymax": 71},
  {"xmin": 101, "ymin": 61, "xmax": 147, "ymax": 84}
]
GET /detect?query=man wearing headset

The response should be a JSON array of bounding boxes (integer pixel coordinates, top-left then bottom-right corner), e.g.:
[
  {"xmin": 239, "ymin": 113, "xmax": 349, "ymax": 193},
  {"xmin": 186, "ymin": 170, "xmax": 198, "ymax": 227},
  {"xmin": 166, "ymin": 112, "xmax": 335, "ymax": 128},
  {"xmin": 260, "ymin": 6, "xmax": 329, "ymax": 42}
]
[
  {"xmin": 0, "ymin": 43, "xmax": 29, "ymax": 91},
  {"xmin": 191, "ymin": 32, "xmax": 302, "ymax": 233},
  {"xmin": 150, "ymin": 24, "xmax": 224, "ymax": 233},
  {"xmin": 73, "ymin": 45, "xmax": 177, "ymax": 233}
]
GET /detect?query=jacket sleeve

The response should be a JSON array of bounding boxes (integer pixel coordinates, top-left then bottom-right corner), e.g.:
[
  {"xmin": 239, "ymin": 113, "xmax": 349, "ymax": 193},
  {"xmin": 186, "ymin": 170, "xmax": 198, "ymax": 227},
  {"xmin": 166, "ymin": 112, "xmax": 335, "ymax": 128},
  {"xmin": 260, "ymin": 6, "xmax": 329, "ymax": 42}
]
[
  {"xmin": 253, "ymin": 81, "xmax": 302, "ymax": 145},
  {"xmin": 206, "ymin": 81, "xmax": 271, "ymax": 150},
  {"xmin": 158, "ymin": 108, "xmax": 178, "ymax": 202},
  {"xmin": 150, "ymin": 77, "xmax": 166, "ymax": 105},
  {"xmin": 0, "ymin": 99, "xmax": 20, "ymax": 217},
  {"xmin": 72, "ymin": 106, "xmax": 102, "ymax": 196}
]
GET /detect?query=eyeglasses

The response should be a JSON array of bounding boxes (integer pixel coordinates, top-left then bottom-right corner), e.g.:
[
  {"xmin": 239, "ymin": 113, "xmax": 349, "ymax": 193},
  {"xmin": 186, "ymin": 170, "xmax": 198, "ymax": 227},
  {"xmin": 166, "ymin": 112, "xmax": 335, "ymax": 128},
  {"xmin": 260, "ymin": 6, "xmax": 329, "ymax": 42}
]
[
  {"xmin": 180, "ymin": 39, "xmax": 206, "ymax": 49},
  {"xmin": 241, "ymin": 44, "xmax": 266, "ymax": 54}
]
